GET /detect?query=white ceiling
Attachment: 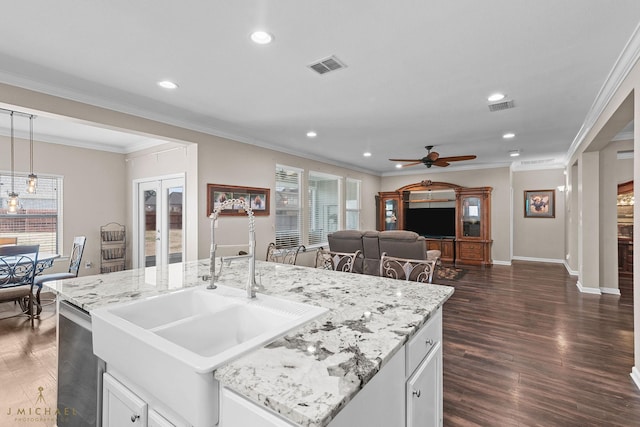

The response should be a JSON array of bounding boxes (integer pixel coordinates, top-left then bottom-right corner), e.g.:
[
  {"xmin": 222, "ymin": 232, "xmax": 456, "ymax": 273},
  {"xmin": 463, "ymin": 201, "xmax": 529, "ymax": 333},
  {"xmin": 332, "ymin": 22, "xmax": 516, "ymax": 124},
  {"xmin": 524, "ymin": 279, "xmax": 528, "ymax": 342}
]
[{"xmin": 0, "ymin": 1, "xmax": 639, "ymax": 175}]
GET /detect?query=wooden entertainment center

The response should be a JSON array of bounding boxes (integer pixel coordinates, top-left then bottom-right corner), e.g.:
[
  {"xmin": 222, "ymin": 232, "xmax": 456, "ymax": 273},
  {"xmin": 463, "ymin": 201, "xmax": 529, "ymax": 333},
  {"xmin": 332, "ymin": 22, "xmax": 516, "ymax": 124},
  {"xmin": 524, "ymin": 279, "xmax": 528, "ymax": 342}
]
[{"xmin": 376, "ymin": 180, "xmax": 493, "ymax": 266}]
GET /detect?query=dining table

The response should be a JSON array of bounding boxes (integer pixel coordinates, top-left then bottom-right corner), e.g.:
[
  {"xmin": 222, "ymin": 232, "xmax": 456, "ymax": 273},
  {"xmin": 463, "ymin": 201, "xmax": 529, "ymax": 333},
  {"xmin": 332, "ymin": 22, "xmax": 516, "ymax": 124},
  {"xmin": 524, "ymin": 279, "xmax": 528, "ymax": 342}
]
[
  {"xmin": 0, "ymin": 252, "xmax": 61, "ymax": 275},
  {"xmin": 0, "ymin": 251, "xmax": 60, "ymax": 317}
]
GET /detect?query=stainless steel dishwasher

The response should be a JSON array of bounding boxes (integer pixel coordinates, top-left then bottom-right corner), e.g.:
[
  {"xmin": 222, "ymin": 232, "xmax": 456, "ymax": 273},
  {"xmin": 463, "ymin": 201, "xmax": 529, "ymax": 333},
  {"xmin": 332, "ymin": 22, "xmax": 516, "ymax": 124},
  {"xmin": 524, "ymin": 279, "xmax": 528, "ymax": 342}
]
[{"xmin": 57, "ymin": 300, "xmax": 105, "ymax": 426}]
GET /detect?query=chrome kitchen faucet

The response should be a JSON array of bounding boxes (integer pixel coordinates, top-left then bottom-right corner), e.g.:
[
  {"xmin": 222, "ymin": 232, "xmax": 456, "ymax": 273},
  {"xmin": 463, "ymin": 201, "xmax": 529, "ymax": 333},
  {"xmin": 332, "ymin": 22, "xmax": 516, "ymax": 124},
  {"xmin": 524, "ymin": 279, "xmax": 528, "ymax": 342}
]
[{"xmin": 205, "ymin": 198, "xmax": 258, "ymax": 298}]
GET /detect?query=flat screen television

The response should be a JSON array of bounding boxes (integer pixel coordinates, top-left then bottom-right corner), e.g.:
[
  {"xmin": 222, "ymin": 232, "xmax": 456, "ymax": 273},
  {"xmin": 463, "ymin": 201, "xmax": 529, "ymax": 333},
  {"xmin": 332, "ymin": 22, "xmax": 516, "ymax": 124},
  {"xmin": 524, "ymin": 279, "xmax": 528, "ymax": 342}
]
[{"xmin": 405, "ymin": 207, "xmax": 456, "ymax": 238}]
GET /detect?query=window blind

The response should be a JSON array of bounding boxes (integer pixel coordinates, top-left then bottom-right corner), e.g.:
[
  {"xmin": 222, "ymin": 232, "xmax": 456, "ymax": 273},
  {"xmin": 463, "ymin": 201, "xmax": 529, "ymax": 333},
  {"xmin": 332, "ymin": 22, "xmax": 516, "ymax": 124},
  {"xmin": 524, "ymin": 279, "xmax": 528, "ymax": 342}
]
[
  {"xmin": 275, "ymin": 166, "xmax": 302, "ymax": 248},
  {"xmin": 0, "ymin": 172, "xmax": 61, "ymax": 253}
]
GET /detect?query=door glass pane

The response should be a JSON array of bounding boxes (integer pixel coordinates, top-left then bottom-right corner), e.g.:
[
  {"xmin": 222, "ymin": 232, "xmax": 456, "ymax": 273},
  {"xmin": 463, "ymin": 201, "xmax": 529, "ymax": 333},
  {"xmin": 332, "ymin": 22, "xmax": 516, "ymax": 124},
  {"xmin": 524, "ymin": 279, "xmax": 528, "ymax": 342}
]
[
  {"xmin": 167, "ymin": 186, "xmax": 183, "ymax": 264},
  {"xmin": 144, "ymin": 189, "xmax": 157, "ymax": 267},
  {"xmin": 462, "ymin": 197, "xmax": 481, "ymax": 237},
  {"xmin": 384, "ymin": 199, "xmax": 398, "ymax": 230}
]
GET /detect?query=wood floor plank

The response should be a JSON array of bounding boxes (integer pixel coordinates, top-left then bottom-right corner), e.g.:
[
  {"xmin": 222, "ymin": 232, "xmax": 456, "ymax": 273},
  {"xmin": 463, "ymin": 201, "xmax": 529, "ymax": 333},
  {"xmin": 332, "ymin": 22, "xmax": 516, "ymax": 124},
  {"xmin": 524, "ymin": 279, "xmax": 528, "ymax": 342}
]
[
  {"xmin": 438, "ymin": 261, "xmax": 640, "ymax": 426},
  {"xmin": 0, "ymin": 295, "xmax": 57, "ymax": 427}
]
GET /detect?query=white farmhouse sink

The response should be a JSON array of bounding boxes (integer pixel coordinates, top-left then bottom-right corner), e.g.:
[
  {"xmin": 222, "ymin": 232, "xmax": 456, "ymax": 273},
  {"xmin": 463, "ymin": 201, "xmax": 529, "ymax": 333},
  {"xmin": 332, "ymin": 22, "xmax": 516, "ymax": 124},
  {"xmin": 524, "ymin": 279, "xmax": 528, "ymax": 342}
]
[{"xmin": 91, "ymin": 284, "xmax": 328, "ymax": 426}]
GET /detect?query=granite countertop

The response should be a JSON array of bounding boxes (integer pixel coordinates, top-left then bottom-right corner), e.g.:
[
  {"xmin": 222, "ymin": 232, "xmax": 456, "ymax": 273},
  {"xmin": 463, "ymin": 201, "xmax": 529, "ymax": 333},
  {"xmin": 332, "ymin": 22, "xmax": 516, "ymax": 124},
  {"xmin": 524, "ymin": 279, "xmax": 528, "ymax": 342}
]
[{"xmin": 46, "ymin": 259, "xmax": 454, "ymax": 427}]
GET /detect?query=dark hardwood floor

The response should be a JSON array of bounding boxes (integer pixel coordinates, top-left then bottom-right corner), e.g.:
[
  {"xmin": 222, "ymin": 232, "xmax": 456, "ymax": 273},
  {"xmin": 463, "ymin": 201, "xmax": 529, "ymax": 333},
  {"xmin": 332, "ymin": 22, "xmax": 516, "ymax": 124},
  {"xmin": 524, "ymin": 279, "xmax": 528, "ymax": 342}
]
[
  {"xmin": 1, "ymin": 264, "xmax": 639, "ymax": 427},
  {"xmin": 439, "ymin": 261, "xmax": 640, "ymax": 427}
]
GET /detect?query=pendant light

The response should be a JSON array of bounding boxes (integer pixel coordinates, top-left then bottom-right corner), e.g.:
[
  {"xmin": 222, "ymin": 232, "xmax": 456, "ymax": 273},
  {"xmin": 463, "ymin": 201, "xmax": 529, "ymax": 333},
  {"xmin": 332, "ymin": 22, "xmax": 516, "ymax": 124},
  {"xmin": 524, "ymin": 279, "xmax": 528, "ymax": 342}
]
[
  {"xmin": 26, "ymin": 115, "xmax": 37, "ymax": 193},
  {"xmin": 7, "ymin": 111, "xmax": 19, "ymax": 214}
]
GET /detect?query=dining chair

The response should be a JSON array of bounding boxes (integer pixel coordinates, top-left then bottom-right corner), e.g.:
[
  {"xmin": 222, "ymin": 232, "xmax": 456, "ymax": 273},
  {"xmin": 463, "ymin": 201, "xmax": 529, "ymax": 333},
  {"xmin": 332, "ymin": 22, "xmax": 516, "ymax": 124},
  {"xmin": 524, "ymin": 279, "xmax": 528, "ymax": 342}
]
[
  {"xmin": 33, "ymin": 236, "xmax": 86, "ymax": 312},
  {"xmin": 0, "ymin": 244, "xmax": 40, "ymax": 326},
  {"xmin": 265, "ymin": 242, "xmax": 306, "ymax": 265},
  {"xmin": 379, "ymin": 253, "xmax": 437, "ymax": 284},
  {"xmin": 315, "ymin": 248, "xmax": 362, "ymax": 273}
]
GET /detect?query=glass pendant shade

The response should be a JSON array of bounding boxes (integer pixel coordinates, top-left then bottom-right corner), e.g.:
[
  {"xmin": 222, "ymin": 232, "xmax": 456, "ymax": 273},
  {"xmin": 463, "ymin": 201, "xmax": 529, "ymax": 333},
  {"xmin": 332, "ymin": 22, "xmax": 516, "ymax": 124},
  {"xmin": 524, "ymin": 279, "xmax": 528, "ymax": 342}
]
[
  {"xmin": 27, "ymin": 174, "xmax": 37, "ymax": 193},
  {"xmin": 7, "ymin": 192, "xmax": 19, "ymax": 214}
]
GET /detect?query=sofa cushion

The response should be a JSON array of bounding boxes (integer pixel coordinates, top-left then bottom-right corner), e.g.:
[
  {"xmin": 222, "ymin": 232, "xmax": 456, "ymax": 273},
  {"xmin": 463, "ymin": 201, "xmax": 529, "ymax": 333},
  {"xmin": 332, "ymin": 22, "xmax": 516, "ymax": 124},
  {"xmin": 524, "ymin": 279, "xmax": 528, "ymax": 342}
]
[
  {"xmin": 328, "ymin": 230, "xmax": 364, "ymax": 252},
  {"xmin": 378, "ymin": 230, "xmax": 427, "ymax": 260},
  {"xmin": 327, "ymin": 230, "xmax": 364, "ymax": 273},
  {"xmin": 362, "ymin": 231, "xmax": 381, "ymax": 275},
  {"xmin": 327, "ymin": 230, "xmax": 428, "ymax": 276}
]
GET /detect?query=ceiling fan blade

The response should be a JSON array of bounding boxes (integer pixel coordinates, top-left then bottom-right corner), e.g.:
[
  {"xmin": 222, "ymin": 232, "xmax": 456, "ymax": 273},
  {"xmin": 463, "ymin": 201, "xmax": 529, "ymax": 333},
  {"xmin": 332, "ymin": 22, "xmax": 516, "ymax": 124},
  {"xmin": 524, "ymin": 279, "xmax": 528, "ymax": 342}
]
[
  {"xmin": 397, "ymin": 161, "xmax": 424, "ymax": 168},
  {"xmin": 426, "ymin": 151, "xmax": 440, "ymax": 161},
  {"xmin": 438, "ymin": 155, "xmax": 477, "ymax": 162},
  {"xmin": 432, "ymin": 160, "xmax": 450, "ymax": 167},
  {"xmin": 389, "ymin": 158, "xmax": 422, "ymax": 162}
]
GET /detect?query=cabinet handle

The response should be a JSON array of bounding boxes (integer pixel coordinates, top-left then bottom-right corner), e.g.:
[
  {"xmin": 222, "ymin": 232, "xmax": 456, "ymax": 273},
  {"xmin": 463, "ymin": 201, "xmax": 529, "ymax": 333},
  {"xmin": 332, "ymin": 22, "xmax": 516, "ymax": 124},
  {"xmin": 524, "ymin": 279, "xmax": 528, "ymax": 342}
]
[
  {"xmin": 413, "ymin": 389, "xmax": 421, "ymax": 398},
  {"xmin": 131, "ymin": 414, "xmax": 140, "ymax": 423},
  {"xmin": 425, "ymin": 338, "xmax": 434, "ymax": 346}
]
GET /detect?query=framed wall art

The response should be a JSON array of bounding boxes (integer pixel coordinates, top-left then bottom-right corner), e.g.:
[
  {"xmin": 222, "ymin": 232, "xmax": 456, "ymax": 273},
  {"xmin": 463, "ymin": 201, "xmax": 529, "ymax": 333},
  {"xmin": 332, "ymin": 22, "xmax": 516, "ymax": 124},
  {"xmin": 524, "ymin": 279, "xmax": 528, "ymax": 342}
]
[
  {"xmin": 207, "ymin": 184, "xmax": 270, "ymax": 216},
  {"xmin": 524, "ymin": 189, "xmax": 555, "ymax": 218}
]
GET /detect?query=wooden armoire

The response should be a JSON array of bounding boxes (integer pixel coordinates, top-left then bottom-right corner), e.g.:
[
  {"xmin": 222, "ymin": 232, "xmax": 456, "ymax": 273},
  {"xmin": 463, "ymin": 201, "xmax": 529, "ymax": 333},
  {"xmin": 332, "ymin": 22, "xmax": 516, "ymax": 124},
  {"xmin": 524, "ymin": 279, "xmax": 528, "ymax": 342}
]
[{"xmin": 376, "ymin": 180, "xmax": 492, "ymax": 266}]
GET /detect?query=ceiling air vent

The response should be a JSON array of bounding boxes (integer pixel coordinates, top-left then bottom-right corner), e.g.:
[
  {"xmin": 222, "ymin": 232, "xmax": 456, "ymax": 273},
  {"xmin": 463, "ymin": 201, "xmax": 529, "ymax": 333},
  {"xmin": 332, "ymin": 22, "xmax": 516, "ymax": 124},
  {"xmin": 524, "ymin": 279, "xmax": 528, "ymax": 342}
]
[
  {"xmin": 308, "ymin": 55, "xmax": 347, "ymax": 75},
  {"xmin": 488, "ymin": 100, "xmax": 515, "ymax": 112}
]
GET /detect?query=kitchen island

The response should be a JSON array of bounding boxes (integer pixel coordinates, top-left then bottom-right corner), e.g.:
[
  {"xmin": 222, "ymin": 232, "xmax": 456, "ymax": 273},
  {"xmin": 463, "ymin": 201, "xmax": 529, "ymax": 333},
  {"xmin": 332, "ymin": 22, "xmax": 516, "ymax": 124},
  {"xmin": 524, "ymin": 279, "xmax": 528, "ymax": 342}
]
[{"xmin": 47, "ymin": 258, "xmax": 454, "ymax": 427}]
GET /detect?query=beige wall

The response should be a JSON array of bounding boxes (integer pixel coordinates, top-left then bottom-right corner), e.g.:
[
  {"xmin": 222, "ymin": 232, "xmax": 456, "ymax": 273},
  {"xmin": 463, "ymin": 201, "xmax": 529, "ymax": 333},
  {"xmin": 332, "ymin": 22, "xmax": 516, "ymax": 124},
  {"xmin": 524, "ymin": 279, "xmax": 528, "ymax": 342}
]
[
  {"xmin": 0, "ymin": 136, "xmax": 126, "ymax": 276},
  {"xmin": 381, "ymin": 167, "xmax": 511, "ymax": 264},
  {"xmin": 512, "ymin": 168, "xmax": 565, "ymax": 261},
  {"xmin": 1, "ymin": 82, "xmax": 380, "ymax": 267},
  {"xmin": 197, "ymin": 137, "xmax": 380, "ymax": 264},
  {"xmin": 125, "ymin": 142, "xmax": 199, "ymax": 266}
]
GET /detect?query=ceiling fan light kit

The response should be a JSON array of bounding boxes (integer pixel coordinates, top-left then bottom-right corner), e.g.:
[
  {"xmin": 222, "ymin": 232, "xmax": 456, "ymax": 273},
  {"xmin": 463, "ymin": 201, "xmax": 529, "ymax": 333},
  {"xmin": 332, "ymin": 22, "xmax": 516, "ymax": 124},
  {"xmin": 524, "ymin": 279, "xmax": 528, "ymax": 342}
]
[{"xmin": 389, "ymin": 145, "xmax": 477, "ymax": 169}]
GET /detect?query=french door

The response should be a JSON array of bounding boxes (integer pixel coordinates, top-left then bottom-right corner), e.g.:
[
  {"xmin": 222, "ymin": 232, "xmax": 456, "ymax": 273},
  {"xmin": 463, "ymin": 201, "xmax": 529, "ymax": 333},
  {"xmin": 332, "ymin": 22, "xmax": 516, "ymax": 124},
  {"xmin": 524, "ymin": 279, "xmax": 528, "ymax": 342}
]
[{"xmin": 135, "ymin": 176, "xmax": 184, "ymax": 268}]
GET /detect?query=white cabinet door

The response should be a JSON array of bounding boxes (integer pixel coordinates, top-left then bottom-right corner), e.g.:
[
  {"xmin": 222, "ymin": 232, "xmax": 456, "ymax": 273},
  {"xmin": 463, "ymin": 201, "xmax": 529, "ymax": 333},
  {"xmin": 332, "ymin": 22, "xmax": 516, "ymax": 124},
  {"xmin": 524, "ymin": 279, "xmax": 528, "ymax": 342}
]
[
  {"xmin": 103, "ymin": 373, "xmax": 148, "ymax": 426},
  {"xmin": 220, "ymin": 388, "xmax": 296, "ymax": 427},
  {"xmin": 148, "ymin": 409, "xmax": 176, "ymax": 427},
  {"xmin": 406, "ymin": 342, "xmax": 442, "ymax": 427}
]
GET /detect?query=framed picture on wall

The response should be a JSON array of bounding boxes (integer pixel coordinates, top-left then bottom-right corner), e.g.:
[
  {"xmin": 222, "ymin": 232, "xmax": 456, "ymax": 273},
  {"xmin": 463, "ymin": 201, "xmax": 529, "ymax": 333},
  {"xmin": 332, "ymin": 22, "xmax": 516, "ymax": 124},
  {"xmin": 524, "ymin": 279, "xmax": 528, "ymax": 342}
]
[
  {"xmin": 524, "ymin": 189, "xmax": 555, "ymax": 218},
  {"xmin": 207, "ymin": 184, "xmax": 270, "ymax": 216}
]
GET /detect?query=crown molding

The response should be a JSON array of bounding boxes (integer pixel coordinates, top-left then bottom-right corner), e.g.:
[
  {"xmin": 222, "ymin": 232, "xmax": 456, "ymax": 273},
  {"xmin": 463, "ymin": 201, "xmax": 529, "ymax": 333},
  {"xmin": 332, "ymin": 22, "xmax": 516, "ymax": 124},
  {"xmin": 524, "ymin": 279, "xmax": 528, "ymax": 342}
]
[{"xmin": 566, "ymin": 21, "xmax": 640, "ymax": 163}]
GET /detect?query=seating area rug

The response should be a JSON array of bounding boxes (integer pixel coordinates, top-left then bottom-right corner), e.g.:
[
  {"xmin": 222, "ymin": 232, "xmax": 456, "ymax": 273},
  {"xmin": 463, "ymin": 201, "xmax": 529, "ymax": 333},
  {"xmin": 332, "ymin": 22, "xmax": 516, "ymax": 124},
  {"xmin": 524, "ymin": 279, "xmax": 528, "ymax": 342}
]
[{"xmin": 434, "ymin": 265, "xmax": 466, "ymax": 281}]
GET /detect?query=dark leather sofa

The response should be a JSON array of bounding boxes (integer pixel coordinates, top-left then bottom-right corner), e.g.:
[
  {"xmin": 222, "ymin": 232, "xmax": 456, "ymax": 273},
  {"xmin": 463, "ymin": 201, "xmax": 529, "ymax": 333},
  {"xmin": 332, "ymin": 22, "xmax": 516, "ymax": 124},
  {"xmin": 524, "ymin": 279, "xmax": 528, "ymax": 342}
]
[{"xmin": 328, "ymin": 230, "xmax": 431, "ymax": 276}]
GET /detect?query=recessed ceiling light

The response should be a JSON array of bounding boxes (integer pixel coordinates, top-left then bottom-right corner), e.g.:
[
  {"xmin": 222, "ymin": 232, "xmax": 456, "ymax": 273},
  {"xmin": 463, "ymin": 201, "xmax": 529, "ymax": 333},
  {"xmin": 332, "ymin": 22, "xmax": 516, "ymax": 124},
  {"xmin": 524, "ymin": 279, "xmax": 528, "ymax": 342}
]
[
  {"xmin": 306, "ymin": 131, "xmax": 317, "ymax": 138},
  {"xmin": 363, "ymin": 152, "xmax": 372, "ymax": 157},
  {"xmin": 488, "ymin": 93, "xmax": 505, "ymax": 102},
  {"xmin": 157, "ymin": 80, "xmax": 178, "ymax": 89},
  {"xmin": 509, "ymin": 150, "xmax": 520, "ymax": 157},
  {"xmin": 503, "ymin": 132, "xmax": 516, "ymax": 139},
  {"xmin": 395, "ymin": 164, "xmax": 403, "ymax": 169},
  {"xmin": 250, "ymin": 31, "xmax": 273, "ymax": 45}
]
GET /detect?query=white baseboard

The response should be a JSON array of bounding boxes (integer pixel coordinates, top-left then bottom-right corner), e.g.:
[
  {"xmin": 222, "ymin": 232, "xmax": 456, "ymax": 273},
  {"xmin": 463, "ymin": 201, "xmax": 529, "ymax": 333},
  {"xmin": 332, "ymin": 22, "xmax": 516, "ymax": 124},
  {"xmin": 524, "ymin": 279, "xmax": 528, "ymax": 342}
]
[
  {"xmin": 600, "ymin": 287, "xmax": 621, "ymax": 295},
  {"xmin": 563, "ymin": 261, "xmax": 578, "ymax": 276},
  {"xmin": 631, "ymin": 367, "xmax": 640, "ymax": 391},
  {"xmin": 512, "ymin": 256, "xmax": 565, "ymax": 264},
  {"xmin": 576, "ymin": 281, "xmax": 602, "ymax": 295},
  {"xmin": 492, "ymin": 260, "xmax": 511, "ymax": 266}
]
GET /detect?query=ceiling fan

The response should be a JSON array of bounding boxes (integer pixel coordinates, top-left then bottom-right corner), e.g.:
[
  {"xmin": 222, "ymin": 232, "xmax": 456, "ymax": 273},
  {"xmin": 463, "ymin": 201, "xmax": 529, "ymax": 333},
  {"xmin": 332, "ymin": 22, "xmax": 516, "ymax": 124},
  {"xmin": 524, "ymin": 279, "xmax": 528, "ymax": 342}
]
[{"xmin": 389, "ymin": 145, "xmax": 477, "ymax": 168}]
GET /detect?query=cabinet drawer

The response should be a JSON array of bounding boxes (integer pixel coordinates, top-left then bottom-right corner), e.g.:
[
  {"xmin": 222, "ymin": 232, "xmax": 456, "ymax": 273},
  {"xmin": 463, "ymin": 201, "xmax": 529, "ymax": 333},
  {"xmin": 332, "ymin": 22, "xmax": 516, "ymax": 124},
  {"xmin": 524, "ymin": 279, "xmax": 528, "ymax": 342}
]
[
  {"xmin": 406, "ymin": 309, "xmax": 442, "ymax": 377},
  {"xmin": 459, "ymin": 242, "xmax": 483, "ymax": 260}
]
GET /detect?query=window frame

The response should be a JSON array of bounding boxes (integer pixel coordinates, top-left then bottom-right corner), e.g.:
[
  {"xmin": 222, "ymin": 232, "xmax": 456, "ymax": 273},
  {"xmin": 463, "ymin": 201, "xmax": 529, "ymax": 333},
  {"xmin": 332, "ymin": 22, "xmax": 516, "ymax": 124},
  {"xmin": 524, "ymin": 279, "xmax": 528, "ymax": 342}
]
[
  {"xmin": 345, "ymin": 178, "xmax": 361, "ymax": 230},
  {"xmin": 0, "ymin": 171, "xmax": 63, "ymax": 254},
  {"xmin": 307, "ymin": 170, "xmax": 342, "ymax": 247},
  {"xmin": 275, "ymin": 164, "xmax": 303, "ymax": 249}
]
